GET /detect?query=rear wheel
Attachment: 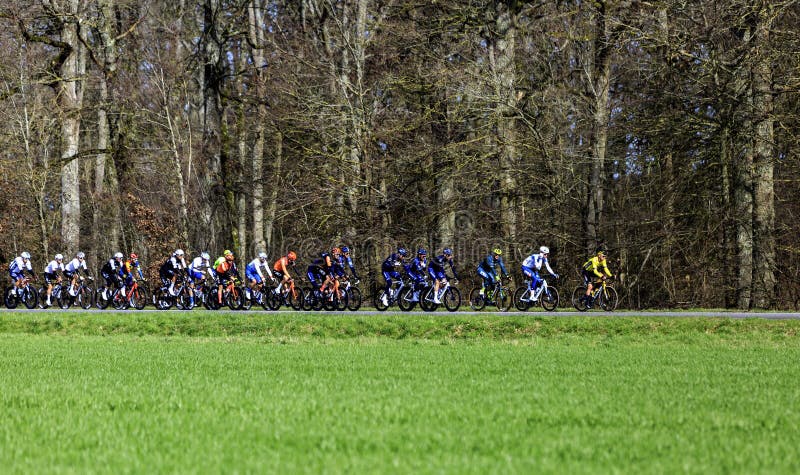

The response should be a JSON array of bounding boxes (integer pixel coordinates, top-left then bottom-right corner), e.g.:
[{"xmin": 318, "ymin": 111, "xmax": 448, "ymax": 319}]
[
  {"xmin": 600, "ymin": 286, "xmax": 619, "ymax": 311},
  {"xmin": 572, "ymin": 286, "xmax": 589, "ymax": 312},
  {"xmin": 346, "ymin": 287, "xmax": 362, "ymax": 311},
  {"xmin": 227, "ymin": 287, "xmax": 244, "ymax": 310},
  {"xmin": 443, "ymin": 287, "xmax": 461, "ymax": 312},
  {"xmin": 288, "ymin": 287, "xmax": 304, "ymax": 310},
  {"xmin": 95, "ymin": 287, "xmax": 110, "ymax": 310},
  {"xmin": 398, "ymin": 288, "xmax": 416, "ymax": 312},
  {"xmin": 495, "ymin": 287, "xmax": 512, "ymax": 312},
  {"xmin": 469, "ymin": 288, "xmax": 486, "ymax": 311},
  {"xmin": 373, "ymin": 290, "xmax": 389, "ymax": 311},
  {"xmin": 38, "ymin": 287, "xmax": 50, "ymax": 309},
  {"xmin": 111, "ymin": 289, "xmax": 129, "ymax": 310},
  {"xmin": 335, "ymin": 288, "xmax": 348, "ymax": 311},
  {"xmin": 420, "ymin": 287, "xmax": 437, "ymax": 312},
  {"xmin": 155, "ymin": 288, "xmax": 173, "ymax": 310},
  {"xmin": 4, "ymin": 287, "xmax": 17, "ymax": 309},
  {"xmin": 178, "ymin": 287, "xmax": 196, "ymax": 310},
  {"xmin": 541, "ymin": 286, "xmax": 559, "ymax": 311},
  {"xmin": 513, "ymin": 287, "xmax": 531, "ymax": 311},
  {"xmin": 77, "ymin": 285, "xmax": 93, "ymax": 309}
]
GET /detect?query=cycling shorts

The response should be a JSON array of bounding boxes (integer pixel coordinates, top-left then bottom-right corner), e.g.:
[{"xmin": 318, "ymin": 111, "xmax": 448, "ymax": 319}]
[{"xmin": 246, "ymin": 264, "xmax": 263, "ymax": 283}]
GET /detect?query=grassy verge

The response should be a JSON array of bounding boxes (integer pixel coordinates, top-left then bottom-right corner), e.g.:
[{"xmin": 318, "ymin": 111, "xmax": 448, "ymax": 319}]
[{"xmin": 1, "ymin": 310, "xmax": 799, "ymax": 343}]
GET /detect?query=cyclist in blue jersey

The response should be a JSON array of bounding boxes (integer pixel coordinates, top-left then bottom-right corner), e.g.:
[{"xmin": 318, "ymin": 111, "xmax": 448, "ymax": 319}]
[
  {"xmin": 404, "ymin": 248, "xmax": 428, "ymax": 302},
  {"xmin": 380, "ymin": 247, "xmax": 408, "ymax": 306},
  {"xmin": 477, "ymin": 248, "xmax": 509, "ymax": 299},
  {"xmin": 428, "ymin": 248, "xmax": 458, "ymax": 304},
  {"xmin": 521, "ymin": 246, "xmax": 559, "ymax": 302}
]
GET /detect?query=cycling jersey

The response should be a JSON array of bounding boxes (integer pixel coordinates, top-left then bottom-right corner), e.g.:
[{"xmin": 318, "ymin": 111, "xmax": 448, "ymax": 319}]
[
  {"xmin": 189, "ymin": 256, "xmax": 213, "ymax": 281},
  {"xmin": 64, "ymin": 258, "xmax": 88, "ymax": 275},
  {"xmin": 44, "ymin": 260, "xmax": 64, "ymax": 275},
  {"xmin": 583, "ymin": 256, "xmax": 612, "ymax": 279},
  {"xmin": 336, "ymin": 254, "xmax": 359, "ymax": 279},
  {"xmin": 405, "ymin": 257, "xmax": 427, "ymax": 282},
  {"xmin": 522, "ymin": 253, "xmax": 555, "ymax": 276},
  {"xmin": 9, "ymin": 256, "xmax": 33, "ymax": 276},
  {"xmin": 428, "ymin": 255, "xmax": 457, "ymax": 281},
  {"xmin": 477, "ymin": 254, "xmax": 508, "ymax": 277},
  {"xmin": 246, "ymin": 258, "xmax": 270, "ymax": 283}
]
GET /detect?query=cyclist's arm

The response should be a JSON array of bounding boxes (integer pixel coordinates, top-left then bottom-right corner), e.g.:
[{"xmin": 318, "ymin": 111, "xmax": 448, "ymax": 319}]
[
  {"xmin": 498, "ymin": 257, "xmax": 508, "ymax": 276},
  {"xmin": 544, "ymin": 259, "xmax": 556, "ymax": 277}
]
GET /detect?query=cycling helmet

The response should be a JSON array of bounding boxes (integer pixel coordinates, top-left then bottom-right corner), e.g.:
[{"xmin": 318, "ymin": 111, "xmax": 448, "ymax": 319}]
[
  {"xmin": 417, "ymin": 248, "xmax": 427, "ymax": 256},
  {"xmin": 288, "ymin": 251, "xmax": 297, "ymax": 260},
  {"xmin": 443, "ymin": 248, "xmax": 452, "ymax": 256},
  {"xmin": 539, "ymin": 246, "xmax": 550, "ymax": 255},
  {"xmin": 258, "ymin": 252, "xmax": 267, "ymax": 259},
  {"xmin": 130, "ymin": 253, "xmax": 138, "ymax": 259},
  {"xmin": 493, "ymin": 248, "xmax": 502, "ymax": 256},
  {"xmin": 55, "ymin": 254, "xmax": 64, "ymax": 261},
  {"xmin": 398, "ymin": 248, "xmax": 408, "ymax": 257},
  {"xmin": 76, "ymin": 251, "xmax": 85, "ymax": 259},
  {"xmin": 21, "ymin": 252, "xmax": 31, "ymax": 259},
  {"xmin": 201, "ymin": 252, "xmax": 210, "ymax": 260},
  {"xmin": 341, "ymin": 246, "xmax": 350, "ymax": 254},
  {"xmin": 175, "ymin": 249, "xmax": 184, "ymax": 256},
  {"xmin": 114, "ymin": 252, "xmax": 124, "ymax": 259}
]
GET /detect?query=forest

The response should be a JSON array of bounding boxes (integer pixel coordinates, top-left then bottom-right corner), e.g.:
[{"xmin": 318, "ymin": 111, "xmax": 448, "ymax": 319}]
[{"xmin": 0, "ymin": 0, "xmax": 798, "ymax": 309}]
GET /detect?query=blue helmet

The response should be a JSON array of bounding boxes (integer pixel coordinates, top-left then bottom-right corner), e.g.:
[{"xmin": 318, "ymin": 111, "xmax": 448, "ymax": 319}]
[
  {"xmin": 341, "ymin": 246, "xmax": 350, "ymax": 254},
  {"xmin": 417, "ymin": 248, "xmax": 427, "ymax": 256},
  {"xmin": 397, "ymin": 248, "xmax": 408, "ymax": 257},
  {"xmin": 443, "ymin": 248, "xmax": 452, "ymax": 256}
]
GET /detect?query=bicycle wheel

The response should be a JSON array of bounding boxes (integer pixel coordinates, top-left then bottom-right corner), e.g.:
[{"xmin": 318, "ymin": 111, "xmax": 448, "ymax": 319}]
[
  {"xmin": 373, "ymin": 290, "xmax": 390, "ymax": 311},
  {"xmin": 572, "ymin": 286, "xmax": 589, "ymax": 312},
  {"xmin": 469, "ymin": 288, "xmax": 486, "ymax": 311},
  {"xmin": 4, "ymin": 287, "xmax": 17, "ymax": 309},
  {"xmin": 178, "ymin": 287, "xmax": 196, "ymax": 310},
  {"xmin": 600, "ymin": 286, "xmax": 619, "ymax": 311},
  {"xmin": 58, "ymin": 288, "xmax": 74, "ymax": 309},
  {"xmin": 227, "ymin": 287, "xmax": 244, "ymax": 310},
  {"xmin": 443, "ymin": 287, "xmax": 461, "ymax": 312},
  {"xmin": 110, "ymin": 289, "xmax": 126, "ymax": 310},
  {"xmin": 77, "ymin": 285, "xmax": 94, "ymax": 309},
  {"xmin": 513, "ymin": 287, "xmax": 531, "ymax": 311},
  {"xmin": 95, "ymin": 287, "xmax": 111, "ymax": 310},
  {"xmin": 130, "ymin": 286, "xmax": 146, "ymax": 310},
  {"xmin": 398, "ymin": 288, "xmax": 416, "ymax": 311},
  {"xmin": 346, "ymin": 287, "xmax": 362, "ymax": 311},
  {"xmin": 38, "ymin": 287, "xmax": 50, "ymax": 309},
  {"xmin": 541, "ymin": 286, "xmax": 559, "ymax": 311},
  {"xmin": 335, "ymin": 288, "xmax": 348, "ymax": 311},
  {"xmin": 21, "ymin": 286, "xmax": 38, "ymax": 309},
  {"xmin": 155, "ymin": 288, "xmax": 174, "ymax": 310},
  {"xmin": 288, "ymin": 287, "xmax": 304, "ymax": 310},
  {"xmin": 496, "ymin": 287, "xmax": 512, "ymax": 312},
  {"xmin": 420, "ymin": 287, "xmax": 437, "ymax": 312}
]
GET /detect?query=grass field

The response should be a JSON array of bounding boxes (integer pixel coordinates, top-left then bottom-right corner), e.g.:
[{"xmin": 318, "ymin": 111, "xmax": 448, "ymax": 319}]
[{"xmin": 1, "ymin": 311, "xmax": 799, "ymax": 473}]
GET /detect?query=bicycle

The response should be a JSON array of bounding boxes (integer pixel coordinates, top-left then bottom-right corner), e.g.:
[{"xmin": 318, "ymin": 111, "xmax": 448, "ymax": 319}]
[
  {"xmin": 469, "ymin": 276, "xmax": 512, "ymax": 312},
  {"xmin": 39, "ymin": 280, "xmax": 67, "ymax": 309},
  {"xmin": 69, "ymin": 276, "xmax": 95, "ymax": 309},
  {"xmin": 421, "ymin": 278, "xmax": 461, "ymax": 312},
  {"xmin": 572, "ymin": 277, "xmax": 618, "ymax": 312},
  {"xmin": 243, "ymin": 279, "xmax": 276, "ymax": 310},
  {"xmin": 513, "ymin": 276, "xmax": 559, "ymax": 312},
  {"xmin": 271, "ymin": 277, "xmax": 303, "ymax": 310},
  {"xmin": 340, "ymin": 276, "xmax": 362, "ymax": 311},
  {"xmin": 111, "ymin": 278, "xmax": 150, "ymax": 310},
  {"xmin": 4, "ymin": 277, "xmax": 39, "ymax": 309}
]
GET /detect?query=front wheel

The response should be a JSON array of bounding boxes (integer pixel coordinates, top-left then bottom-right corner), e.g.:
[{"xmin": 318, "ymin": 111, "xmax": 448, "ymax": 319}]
[
  {"xmin": 572, "ymin": 286, "xmax": 589, "ymax": 312},
  {"xmin": 227, "ymin": 287, "xmax": 244, "ymax": 310},
  {"xmin": 599, "ymin": 286, "xmax": 619, "ymax": 311},
  {"xmin": 21, "ymin": 285, "xmax": 38, "ymax": 309},
  {"xmin": 495, "ymin": 287, "xmax": 512, "ymax": 312},
  {"xmin": 541, "ymin": 286, "xmax": 559, "ymax": 311},
  {"xmin": 346, "ymin": 287, "xmax": 362, "ymax": 311},
  {"xmin": 95, "ymin": 287, "xmax": 110, "ymax": 310},
  {"xmin": 469, "ymin": 288, "xmax": 486, "ymax": 311},
  {"xmin": 77, "ymin": 285, "xmax": 93, "ymax": 309},
  {"xmin": 443, "ymin": 287, "xmax": 461, "ymax": 312},
  {"xmin": 288, "ymin": 287, "xmax": 304, "ymax": 311}
]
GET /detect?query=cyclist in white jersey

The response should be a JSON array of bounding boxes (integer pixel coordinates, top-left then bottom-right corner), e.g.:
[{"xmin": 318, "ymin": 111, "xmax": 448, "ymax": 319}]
[
  {"xmin": 43, "ymin": 254, "xmax": 65, "ymax": 305},
  {"xmin": 520, "ymin": 246, "xmax": 559, "ymax": 301}
]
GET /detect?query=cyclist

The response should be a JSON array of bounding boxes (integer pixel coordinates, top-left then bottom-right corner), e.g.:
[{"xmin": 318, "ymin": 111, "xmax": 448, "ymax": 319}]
[
  {"xmin": 306, "ymin": 256, "xmax": 328, "ymax": 295},
  {"xmin": 123, "ymin": 253, "xmax": 145, "ymax": 288},
  {"xmin": 159, "ymin": 249, "xmax": 187, "ymax": 296},
  {"xmin": 381, "ymin": 247, "xmax": 408, "ymax": 306},
  {"xmin": 100, "ymin": 252, "xmax": 125, "ymax": 299},
  {"xmin": 320, "ymin": 248, "xmax": 341, "ymax": 298},
  {"xmin": 521, "ymin": 246, "xmax": 559, "ymax": 302},
  {"xmin": 477, "ymin": 248, "xmax": 509, "ymax": 299},
  {"xmin": 8, "ymin": 252, "xmax": 36, "ymax": 295},
  {"xmin": 189, "ymin": 252, "xmax": 214, "ymax": 285},
  {"xmin": 214, "ymin": 250, "xmax": 240, "ymax": 304},
  {"xmin": 428, "ymin": 248, "xmax": 458, "ymax": 304},
  {"xmin": 43, "ymin": 253, "xmax": 65, "ymax": 306},
  {"xmin": 336, "ymin": 246, "xmax": 360, "ymax": 283},
  {"xmin": 404, "ymin": 248, "xmax": 428, "ymax": 302},
  {"xmin": 581, "ymin": 249, "xmax": 613, "ymax": 309},
  {"xmin": 272, "ymin": 251, "xmax": 297, "ymax": 292},
  {"xmin": 64, "ymin": 251, "xmax": 90, "ymax": 295},
  {"xmin": 245, "ymin": 252, "xmax": 273, "ymax": 299}
]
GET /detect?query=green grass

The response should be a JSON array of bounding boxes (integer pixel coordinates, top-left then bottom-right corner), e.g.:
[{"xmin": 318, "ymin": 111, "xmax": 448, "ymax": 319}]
[{"xmin": 1, "ymin": 312, "xmax": 800, "ymax": 473}]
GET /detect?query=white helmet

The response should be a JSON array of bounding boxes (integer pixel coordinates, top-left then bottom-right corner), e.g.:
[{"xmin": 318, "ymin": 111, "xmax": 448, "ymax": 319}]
[
  {"xmin": 76, "ymin": 251, "xmax": 85, "ymax": 259},
  {"xmin": 114, "ymin": 252, "xmax": 124, "ymax": 259},
  {"xmin": 55, "ymin": 254, "xmax": 64, "ymax": 260},
  {"xmin": 258, "ymin": 252, "xmax": 267, "ymax": 260},
  {"xmin": 539, "ymin": 246, "xmax": 550, "ymax": 255},
  {"xmin": 21, "ymin": 251, "xmax": 31, "ymax": 259},
  {"xmin": 174, "ymin": 249, "xmax": 184, "ymax": 256},
  {"xmin": 201, "ymin": 252, "xmax": 210, "ymax": 260}
]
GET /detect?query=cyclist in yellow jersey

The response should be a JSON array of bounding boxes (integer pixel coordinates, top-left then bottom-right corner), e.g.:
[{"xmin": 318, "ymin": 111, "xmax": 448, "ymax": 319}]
[{"xmin": 581, "ymin": 249, "xmax": 613, "ymax": 308}]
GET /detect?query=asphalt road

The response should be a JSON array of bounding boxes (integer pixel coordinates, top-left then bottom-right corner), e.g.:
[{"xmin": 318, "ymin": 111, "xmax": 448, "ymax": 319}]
[{"xmin": 3, "ymin": 307, "xmax": 800, "ymax": 319}]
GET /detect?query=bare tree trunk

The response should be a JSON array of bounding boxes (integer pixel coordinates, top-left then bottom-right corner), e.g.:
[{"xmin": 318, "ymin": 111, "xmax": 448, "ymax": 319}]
[
  {"xmin": 59, "ymin": 0, "xmax": 86, "ymax": 255},
  {"xmin": 490, "ymin": 2, "xmax": 518, "ymax": 247},
  {"xmin": 237, "ymin": 103, "xmax": 248, "ymax": 258},
  {"xmin": 751, "ymin": 5, "xmax": 776, "ymax": 308},
  {"xmin": 585, "ymin": 0, "xmax": 612, "ymax": 254},
  {"xmin": 265, "ymin": 130, "xmax": 282, "ymax": 249},
  {"xmin": 249, "ymin": 0, "xmax": 267, "ymax": 252}
]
